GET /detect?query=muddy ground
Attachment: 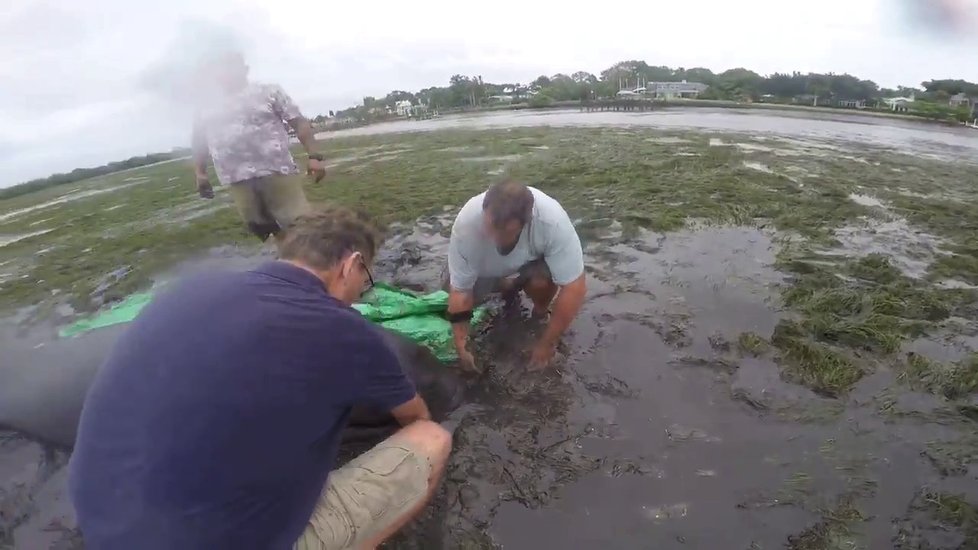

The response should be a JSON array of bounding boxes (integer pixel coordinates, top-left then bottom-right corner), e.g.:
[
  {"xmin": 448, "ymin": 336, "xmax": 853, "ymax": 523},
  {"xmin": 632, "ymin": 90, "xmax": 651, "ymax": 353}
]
[
  {"xmin": 3, "ymin": 110, "xmax": 978, "ymax": 548},
  {"xmin": 380, "ymin": 214, "xmax": 978, "ymax": 549},
  {"xmin": 2, "ymin": 218, "xmax": 974, "ymax": 549}
]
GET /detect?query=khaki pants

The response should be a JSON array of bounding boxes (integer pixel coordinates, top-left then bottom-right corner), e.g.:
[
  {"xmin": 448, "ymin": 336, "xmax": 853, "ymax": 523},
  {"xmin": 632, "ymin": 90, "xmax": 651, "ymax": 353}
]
[
  {"xmin": 293, "ymin": 437, "xmax": 430, "ymax": 550},
  {"xmin": 228, "ymin": 174, "xmax": 311, "ymax": 240}
]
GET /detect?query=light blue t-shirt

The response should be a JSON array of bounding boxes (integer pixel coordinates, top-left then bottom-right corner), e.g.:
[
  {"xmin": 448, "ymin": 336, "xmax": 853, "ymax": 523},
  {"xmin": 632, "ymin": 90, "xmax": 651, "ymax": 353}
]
[{"xmin": 448, "ymin": 187, "xmax": 584, "ymax": 291}]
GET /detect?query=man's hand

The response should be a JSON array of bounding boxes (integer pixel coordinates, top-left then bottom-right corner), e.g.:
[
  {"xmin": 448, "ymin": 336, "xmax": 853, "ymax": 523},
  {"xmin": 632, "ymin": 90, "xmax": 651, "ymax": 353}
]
[
  {"xmin": 448, "ymin": 288, "xmax": 477, "ymax": 372},
  {"xmin": 457, "ymin": 347, "xmax": 477, "ymax": 373},
  {"xmin": 529, "ymin": 340, "xmax": 557, "ymax": 371},
  {"xmin": 307, "ymin": 158, "xmax": 326, "ymax": 183},
  {"xmin": 290, "ymin": 117, "xmax": 324, "ymax": 183},
  {"xmin": 195, "ymin": 174, "xmax": 214, "ymax": 199}
]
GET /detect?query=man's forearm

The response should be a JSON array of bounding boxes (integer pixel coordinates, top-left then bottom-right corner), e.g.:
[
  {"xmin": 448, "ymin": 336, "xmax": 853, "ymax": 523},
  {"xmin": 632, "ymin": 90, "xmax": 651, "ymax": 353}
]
[
  {"xmin": 192, "ymin": 152, "xmax": 209, "ymax": 177},
  {"xmin": 392, "ymin": 395, "xmax": 432, "ymax": 427},
  {"xmin": 451, "ymin": 322, "xmax": 471, "ymax": 349},
  {"xmin": 191, "ymin": 127, "xmax": 209, "ymax": 177},
  {"xmin": 293, "ymin": 117, "xmax": 318, "ymax": 155},
  {"xmin": 447, "ymin": 290, "xmax": 475, "ymax": 348},
  {"xmin": 540, "ymin": 278, "xmax": 587, "ymax": 346}
]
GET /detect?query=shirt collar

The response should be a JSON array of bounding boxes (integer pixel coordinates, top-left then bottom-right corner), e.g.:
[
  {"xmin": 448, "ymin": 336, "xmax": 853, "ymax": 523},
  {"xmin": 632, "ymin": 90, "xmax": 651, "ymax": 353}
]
[{"xmin": 253, "ymin": 261, "xmax": 327, "ymax": 293}]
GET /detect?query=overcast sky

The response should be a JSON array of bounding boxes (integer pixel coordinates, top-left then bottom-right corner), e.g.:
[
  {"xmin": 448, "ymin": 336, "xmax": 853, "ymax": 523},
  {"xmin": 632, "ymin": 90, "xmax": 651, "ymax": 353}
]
[{"xmin": 1, "ymin": 0, "xmax": 976, "ymax": 187}]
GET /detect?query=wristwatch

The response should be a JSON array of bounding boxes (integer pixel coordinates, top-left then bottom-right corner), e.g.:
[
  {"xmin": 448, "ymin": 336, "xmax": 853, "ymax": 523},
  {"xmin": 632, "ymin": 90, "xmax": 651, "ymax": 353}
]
[{"xmin": 308, "ymin": 154, "xmax": 324, "ymax": 161}]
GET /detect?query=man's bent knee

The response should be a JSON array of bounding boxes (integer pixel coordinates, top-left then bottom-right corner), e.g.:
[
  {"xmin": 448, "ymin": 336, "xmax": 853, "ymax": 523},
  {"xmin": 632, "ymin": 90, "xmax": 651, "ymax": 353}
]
[
  {"xmin": 296, "ymin": 425, "xmax": 446, "ymax": 550},
  {"xmin": 392, "ymin": 420, "xmax": 452, "ymax": 467},
  {"xmin": 525, "ymin": 275, "xmax": 556, "ymax": 292}
]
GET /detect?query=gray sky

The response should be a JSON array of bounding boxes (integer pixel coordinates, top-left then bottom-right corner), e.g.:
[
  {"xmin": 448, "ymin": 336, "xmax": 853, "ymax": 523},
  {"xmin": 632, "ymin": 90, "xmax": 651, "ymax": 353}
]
[{"xmin": 1, "ymin": 0, "xmax": 976, "ymax": 187}]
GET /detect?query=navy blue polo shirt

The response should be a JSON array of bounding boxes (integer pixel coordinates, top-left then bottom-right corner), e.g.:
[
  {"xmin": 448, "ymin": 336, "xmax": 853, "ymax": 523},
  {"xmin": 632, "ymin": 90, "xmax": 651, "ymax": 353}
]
[{"xmin": 69, "ymin": 261, "xmax": 416, "ymax": 550}]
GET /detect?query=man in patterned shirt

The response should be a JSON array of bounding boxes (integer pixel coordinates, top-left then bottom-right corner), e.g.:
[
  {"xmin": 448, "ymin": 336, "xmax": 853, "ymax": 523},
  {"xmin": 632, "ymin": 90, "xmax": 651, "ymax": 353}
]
[{"xmin": 191, "ymin": 51, "xmax": 326, "ymax": 245}]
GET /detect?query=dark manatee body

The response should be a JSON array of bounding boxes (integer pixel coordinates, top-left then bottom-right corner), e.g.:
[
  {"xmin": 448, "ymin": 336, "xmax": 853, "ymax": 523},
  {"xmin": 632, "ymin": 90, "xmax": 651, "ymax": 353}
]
[
  {"xmin": 0, "ymin": 324, "xmax": 466, "ymax": 449},
  {"xmin": 0, "ymin": 324, "xmax": 125, "ymax": 449},
  {"xmin": 343, "ymin": 328, "xmax": 467, "ymax": 447}
]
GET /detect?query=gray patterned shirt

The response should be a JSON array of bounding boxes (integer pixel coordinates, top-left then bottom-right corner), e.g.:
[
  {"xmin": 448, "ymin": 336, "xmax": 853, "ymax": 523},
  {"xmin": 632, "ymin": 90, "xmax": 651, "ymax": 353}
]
[{"xmin": 193, "ymin": 83, "xmax": 303, "ymax": 185}]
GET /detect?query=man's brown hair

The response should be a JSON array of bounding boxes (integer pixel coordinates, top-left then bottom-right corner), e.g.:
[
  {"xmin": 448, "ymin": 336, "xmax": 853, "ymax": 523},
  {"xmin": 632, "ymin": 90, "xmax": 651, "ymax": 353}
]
[
  {"xmin": 482, "ymin": 180, "xmax": 534, "ymax": 228},
  {"xmin": 278, "ymin": 204, "xmax": 383, "ymax": 270}
]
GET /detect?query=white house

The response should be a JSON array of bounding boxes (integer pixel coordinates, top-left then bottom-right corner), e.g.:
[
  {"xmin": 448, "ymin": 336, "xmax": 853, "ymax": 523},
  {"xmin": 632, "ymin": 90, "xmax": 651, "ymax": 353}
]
[
  {"xmin": 395, "ymin": 100, "xmax": 413, "ymax": 117},
  {"xmin": 883, "ymin": 93, "xmax": 915, "ymax": 112},
  {"xmin": 647, "ymin": 80, "xmax": 709, "ymax": 99}
]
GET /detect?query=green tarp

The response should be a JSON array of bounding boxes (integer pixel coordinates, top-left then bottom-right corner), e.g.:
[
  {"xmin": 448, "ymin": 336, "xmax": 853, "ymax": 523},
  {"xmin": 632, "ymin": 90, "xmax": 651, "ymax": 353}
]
[
  {"xmin": 58, "ymin": 283, "xmax": 487, "ymax": 362},
  {"xmin": 58, "ymin": 291, "xmax": 155, "ymax": 339},
  {"xmin": 354, "ymin": 284, "xmax": 489, "ymax": 362}
]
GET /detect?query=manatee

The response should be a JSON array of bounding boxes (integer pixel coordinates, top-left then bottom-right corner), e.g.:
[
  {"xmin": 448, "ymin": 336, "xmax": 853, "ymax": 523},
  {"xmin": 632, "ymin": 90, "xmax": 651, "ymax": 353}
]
[
  {"xmin": 343, "ymin": 328, "xmax": 467, "ymax": 444},
  {"xmin": 0, "ymin": 324, "xmax": 466, "ymax": 449}
]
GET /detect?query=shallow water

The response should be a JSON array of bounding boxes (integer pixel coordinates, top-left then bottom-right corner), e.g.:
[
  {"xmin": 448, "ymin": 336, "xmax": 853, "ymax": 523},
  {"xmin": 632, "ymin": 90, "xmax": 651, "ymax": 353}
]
[
  {"xmin": 0, "ymin": 180, "xmax": 155, "ymax": 224},
  {"xmin": 317, "ymin": 108, "xmax": 978, "ymax": 162},
  {"xmin": 0, "ymin": 229, "xmax": 55, "ymax": 249},
  {"xmin": 820, "ymin": 217, "xmax": 948, "ymax": 279},
  {"xmin": 848, "ymin": 193, "xmax": 885, "ymax": 208}
]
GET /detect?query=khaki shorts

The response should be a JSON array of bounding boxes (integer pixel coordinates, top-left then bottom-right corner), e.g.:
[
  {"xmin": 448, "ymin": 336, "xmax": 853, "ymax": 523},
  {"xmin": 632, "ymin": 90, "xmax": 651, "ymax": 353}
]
[
  {"xmin": 228, "ymin": 174, "xmax": 311, "ymax": 240},
  {"xmin": 293, "ymin": 438, "xmax": 431, "ymax": 550},
  {"xmin": 441, "ymin": 258, "xmax": 553, "ymax": 305}
]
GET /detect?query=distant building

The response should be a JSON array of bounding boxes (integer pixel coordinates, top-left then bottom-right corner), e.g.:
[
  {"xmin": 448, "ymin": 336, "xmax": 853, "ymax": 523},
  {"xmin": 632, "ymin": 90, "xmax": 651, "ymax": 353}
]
[
  {"xmin": 793, "ymin": 94, "xmax": 839, "ymax": 107},
  {"xmin": 311, "ymin": 116, "xmax": 355, "ymax": 131},
  {"xmin": 394, "ymin": 100, "xmax": 413, "ymax": 117},
  {"xmin": 950, "ymin": 92, "xmax": 974, "ymax": 108},
  {"xmin": 883, "ymin": 94, "xmax": 915, "ymax": 112},
  {"xmin": 647, "ymin": 80, "xmax": 708, "ymax": 99},
  {"xmin": 837, "ymin": 99, "xmax": 866, "ymax": 109},
  {"xmin": 409, "ymin": 104, "xmax": 433, "ymax": 119}
]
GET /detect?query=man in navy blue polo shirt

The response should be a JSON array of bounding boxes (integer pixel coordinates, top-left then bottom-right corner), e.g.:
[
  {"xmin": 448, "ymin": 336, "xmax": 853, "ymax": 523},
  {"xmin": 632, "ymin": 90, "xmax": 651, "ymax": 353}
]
[{"xmin": 69, "ymin": 205, "xmax": 452, "ymax": 550}]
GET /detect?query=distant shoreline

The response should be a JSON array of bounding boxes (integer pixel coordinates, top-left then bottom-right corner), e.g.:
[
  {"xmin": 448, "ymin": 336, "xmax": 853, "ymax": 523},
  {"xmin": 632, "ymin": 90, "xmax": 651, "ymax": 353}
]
[
  {"xmin": 316, "ymin": 99, "xmax": 973, "ymax": 134},
  {"xmin": 546, "ymin": 99, "xmax": 972, "ymax": 127},
  {"xmin": 4, "ymin": 103, "xmax": 972, "ymax": 196},
  {"xmin": 626, "ymin": 99, "xmax": 971, "ymax": 126}
]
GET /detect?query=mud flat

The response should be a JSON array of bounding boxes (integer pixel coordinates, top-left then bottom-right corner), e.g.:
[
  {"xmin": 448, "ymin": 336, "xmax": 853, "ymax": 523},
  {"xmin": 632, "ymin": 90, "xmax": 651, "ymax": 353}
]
[{"xmin": 3, "ymin": 115, "xmax": 978, "ymax": 548}]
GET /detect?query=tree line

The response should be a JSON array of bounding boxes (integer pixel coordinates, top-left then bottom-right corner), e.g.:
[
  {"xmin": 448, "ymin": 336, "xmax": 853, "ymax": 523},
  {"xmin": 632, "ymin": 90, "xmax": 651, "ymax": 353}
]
[
  {"xmin": 321, "ymin": 60, "xmax": 978, "ymax": 124},
  {"xmin": 1, "ymin": 150, "xmax": 190, "ymax": 201}
]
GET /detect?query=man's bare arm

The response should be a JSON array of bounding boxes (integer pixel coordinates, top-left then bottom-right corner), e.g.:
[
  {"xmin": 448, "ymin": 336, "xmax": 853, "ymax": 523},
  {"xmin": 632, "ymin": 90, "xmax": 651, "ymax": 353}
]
[
  {"xmin": 539, "ymin": 274, "xmax": 587, "ymax": 348},
  {"xmin": 448, "ymin": 289, "xmax": 474, "ymax": 347},
  {"xmin": 288, "ymin": 117, "xmax": 325, "ymax": 182},
  {"xmin": 191, "ymin": 121, "xmax": 214, "ymax": 199},
  {"xmin": 191, "ymin": 121, "xmax": 209, "ymax": 178},
  {"xmin": 447, "ymin": 288, "xmax": 477, "ymax": 369},
  {"xmin": 288, "ymin": 116, "xmax": 317, "ymax": 155},
  {"xmin": 391, "ymin": 394, "xmax": 432, "ymax": 426}
]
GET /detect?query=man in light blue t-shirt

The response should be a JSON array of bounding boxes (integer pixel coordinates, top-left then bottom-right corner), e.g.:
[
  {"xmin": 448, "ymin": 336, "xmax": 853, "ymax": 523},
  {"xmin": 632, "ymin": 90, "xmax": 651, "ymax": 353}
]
[{"xmin": 445, "ymin": 180, "xmax": 587, "ymax": 370}]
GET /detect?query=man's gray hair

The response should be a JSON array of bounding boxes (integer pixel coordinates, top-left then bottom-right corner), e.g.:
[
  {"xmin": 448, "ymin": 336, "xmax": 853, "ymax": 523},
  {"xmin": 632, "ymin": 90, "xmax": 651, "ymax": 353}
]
[
  {"xmin": 278, "ymin": 205, "xmax": 383, "ymax": 269},
  {"xmin": 482, "ymin": 180, "xmax": 534, "ymax": 228}
]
